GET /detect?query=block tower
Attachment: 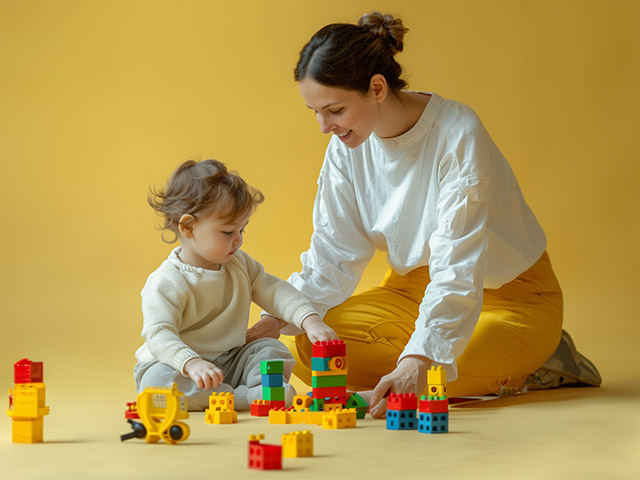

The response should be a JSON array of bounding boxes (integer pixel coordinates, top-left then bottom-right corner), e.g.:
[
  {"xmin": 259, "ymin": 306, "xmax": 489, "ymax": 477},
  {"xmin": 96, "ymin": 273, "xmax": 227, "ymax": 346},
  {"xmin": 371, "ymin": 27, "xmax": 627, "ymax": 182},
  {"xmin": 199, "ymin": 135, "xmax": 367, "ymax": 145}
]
[
  {"xmin": 386, "ymin": 393, "xmax": 418, "ymax": 430},
  {"xmin": 418, "ymin": 365, "xmax": 449, "ymax": 434},
  {"xmin": 6, "ymin": 359, "xmax": 50, "ymax": 443},
  {"xmin": 311, "ymin": 340, "xmax": 348, "ymax": 410},
  {"xmin": 251, "ymin": 360, "xmax": 286, "ymax": 416}
]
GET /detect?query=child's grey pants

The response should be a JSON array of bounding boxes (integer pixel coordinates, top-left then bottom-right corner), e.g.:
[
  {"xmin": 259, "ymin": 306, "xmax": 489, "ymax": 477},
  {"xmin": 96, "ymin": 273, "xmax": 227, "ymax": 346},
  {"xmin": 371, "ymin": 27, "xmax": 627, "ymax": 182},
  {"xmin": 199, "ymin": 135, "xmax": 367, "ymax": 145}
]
[{"xmin": 133, "ymin": 338, "xmax": 296, "ymax": 411}]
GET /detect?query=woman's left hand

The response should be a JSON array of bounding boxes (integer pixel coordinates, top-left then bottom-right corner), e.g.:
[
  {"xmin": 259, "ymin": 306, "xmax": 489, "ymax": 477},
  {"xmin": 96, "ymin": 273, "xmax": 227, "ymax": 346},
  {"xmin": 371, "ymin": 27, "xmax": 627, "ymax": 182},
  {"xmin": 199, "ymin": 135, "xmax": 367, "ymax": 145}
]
[{"xmin": 369, "ymin": 355, "xmax": 433, "ymax": 418}]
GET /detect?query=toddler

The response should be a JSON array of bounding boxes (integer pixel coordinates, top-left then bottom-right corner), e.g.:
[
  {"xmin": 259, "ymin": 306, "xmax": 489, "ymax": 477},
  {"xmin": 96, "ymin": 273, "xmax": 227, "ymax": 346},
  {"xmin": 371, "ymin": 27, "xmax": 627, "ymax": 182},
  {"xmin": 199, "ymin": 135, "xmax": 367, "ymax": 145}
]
[{"xmin": 134, "ymin": 159, "xmax": 337, "ymax": 410}]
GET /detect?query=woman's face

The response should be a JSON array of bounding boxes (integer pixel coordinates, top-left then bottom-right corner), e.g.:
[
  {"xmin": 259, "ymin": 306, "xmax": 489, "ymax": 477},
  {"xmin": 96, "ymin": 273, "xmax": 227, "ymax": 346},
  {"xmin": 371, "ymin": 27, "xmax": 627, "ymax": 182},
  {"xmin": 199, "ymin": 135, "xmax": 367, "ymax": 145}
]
[{"xmin": 298, "ymin": 77, "xmax": 381, "ymax": 148}]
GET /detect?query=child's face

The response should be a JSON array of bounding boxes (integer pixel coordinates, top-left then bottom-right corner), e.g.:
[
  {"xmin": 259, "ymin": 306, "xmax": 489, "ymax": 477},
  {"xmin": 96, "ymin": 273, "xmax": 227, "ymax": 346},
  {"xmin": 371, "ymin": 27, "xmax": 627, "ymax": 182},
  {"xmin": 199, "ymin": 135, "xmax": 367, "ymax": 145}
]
[{"xmin": 180, "ymin": 210, "xmax": 250, "ymax": 270}]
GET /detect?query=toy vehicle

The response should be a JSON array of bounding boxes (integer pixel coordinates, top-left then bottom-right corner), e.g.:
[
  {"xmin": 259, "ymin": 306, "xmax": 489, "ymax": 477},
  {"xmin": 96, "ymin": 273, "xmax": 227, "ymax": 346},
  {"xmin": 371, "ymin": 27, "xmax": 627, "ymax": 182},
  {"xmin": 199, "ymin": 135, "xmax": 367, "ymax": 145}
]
[{"xmin": 120, "ymin": 383, "xmax": 190, "ymax": 444}]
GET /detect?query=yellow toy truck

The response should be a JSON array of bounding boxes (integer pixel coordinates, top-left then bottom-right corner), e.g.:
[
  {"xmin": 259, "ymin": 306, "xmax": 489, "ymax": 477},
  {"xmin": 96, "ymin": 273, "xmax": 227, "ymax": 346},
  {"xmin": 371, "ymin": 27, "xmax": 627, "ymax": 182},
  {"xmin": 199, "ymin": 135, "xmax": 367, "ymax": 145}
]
[{"xmin": 120, "ymin": 383, "xmax": 190, "ymax": 444}]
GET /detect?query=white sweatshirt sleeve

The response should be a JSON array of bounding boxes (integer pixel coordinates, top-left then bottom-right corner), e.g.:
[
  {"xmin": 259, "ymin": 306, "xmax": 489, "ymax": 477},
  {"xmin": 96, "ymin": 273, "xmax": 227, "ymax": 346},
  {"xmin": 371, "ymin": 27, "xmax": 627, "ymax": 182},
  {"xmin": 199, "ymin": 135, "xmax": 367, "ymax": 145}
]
[
  {"xmin": 285, "ymin": 148, "xmax": 376, "ymax": 329},
  {"xmin": 399, "ymin": 126, "xmax": 492, "ymax": 382},
  {"xmin": 140, "ymin": 272, "xmax": 199, "ymax": 375}
]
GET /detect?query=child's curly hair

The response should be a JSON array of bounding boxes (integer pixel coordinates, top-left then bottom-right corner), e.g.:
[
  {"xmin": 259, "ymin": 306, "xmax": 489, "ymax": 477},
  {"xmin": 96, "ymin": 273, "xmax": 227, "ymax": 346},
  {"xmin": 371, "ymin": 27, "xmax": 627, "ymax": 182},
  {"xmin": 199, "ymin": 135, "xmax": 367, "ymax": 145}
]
[{"xmin": 148, "ymin": 159, "xmax": 264, "ymax": 243}]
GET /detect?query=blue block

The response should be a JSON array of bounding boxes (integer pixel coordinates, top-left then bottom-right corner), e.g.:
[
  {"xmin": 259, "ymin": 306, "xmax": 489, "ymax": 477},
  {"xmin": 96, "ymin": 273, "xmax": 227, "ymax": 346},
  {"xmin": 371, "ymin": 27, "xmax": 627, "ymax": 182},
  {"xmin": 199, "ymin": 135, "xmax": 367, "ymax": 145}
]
[
  {"xmin": 418, "ymin": 412, "xmax": 449, "ymax": 434},
  {"xmin": 311, "ymin": 357, "xmax": 331, "ymax": 371},
  {"xmin": 261, "ymin": 374, "xmax": 283, "ymax": 387},
  {"xmin": 386, "ymin": 409, "xmax": 418, "ymax": 430}
]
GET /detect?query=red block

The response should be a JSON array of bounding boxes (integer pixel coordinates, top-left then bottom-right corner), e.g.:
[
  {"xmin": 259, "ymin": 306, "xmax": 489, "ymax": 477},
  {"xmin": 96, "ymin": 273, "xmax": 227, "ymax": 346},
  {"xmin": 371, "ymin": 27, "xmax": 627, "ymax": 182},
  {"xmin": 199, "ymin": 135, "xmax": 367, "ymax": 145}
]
[
  {"xmin": 387, "ymin": 393, "xmax": 418, "ymax": 411},
  {"xmin": 248, "ymin": 441, "xmax": 282, "ymax": 470},
  {"xmin": 250, "ymin": 400, "xmax": 286, "ymax": 417},
  {"xmin": 312, "ymin": 340, "xmax": 346, "ymax": 358},
  {"xmin": 419, "ymin": 398, "xmax": 449, "ymax": 414},
  {"xmin": 312, "ymin": 385, "xmax": 347, "ymax": 399},
  {"xmin": 14, "ymin": 358, "xmax": 43, "ymax": 383}
]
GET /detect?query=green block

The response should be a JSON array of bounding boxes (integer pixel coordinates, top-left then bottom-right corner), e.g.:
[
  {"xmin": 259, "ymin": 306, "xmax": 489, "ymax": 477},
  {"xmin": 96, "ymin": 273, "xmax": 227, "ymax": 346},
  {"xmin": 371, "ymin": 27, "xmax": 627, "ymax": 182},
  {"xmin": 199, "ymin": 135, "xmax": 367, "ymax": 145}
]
[
  {"xmin": 310, "ymin": 398, "xmax": 324, "ymax": 411},
  {"xmin": 311, "ymin": 375, "xmax": 347, "ymax": 388},
  {"xmin": 260, "ymin": 360, "xmax": 284, "ymax": 375},
  {"xmin": 262, "ymin": 386, "xmax": 285, "ymax": 401},
  {"xmin": 347, "ymin": 392, "xmax": 369, "ymax": 409}
]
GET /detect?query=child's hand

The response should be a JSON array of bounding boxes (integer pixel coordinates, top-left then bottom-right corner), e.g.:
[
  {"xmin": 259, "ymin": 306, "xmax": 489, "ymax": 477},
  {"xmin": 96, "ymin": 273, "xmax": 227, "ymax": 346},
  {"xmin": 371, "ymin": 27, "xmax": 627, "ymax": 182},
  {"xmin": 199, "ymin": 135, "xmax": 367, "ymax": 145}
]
[
  {"xmin": 246, "ymin": 315, "xmax": 286, "ymax": 343},
  {"xmin": 302, "ymin": 314, "xmax": 339, "ymax": 344},
  {"xmin": 184, "ymin": 357, "xmax": 224, "ymax": 389}
]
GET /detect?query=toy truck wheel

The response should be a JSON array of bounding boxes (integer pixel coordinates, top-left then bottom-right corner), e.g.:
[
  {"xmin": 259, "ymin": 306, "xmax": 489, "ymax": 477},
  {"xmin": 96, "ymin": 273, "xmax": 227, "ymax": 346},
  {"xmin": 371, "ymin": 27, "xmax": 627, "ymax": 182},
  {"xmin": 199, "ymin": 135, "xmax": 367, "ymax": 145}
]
[{"xmin": 167, "ymin": 421, "xmax": 190, "ymax": 443}]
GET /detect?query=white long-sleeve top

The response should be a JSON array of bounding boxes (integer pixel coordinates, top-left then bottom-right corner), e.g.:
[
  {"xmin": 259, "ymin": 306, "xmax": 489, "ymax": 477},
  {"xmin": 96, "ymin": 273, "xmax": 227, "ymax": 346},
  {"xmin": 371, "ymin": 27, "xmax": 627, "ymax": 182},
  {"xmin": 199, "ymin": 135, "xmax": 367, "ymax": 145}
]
[
  {"xmin": 286, "ymin": 92, "xmax": 546, "ymax": 381},
  {"xmin": 136, "ymin": 247, "xmax": 316, "ymax": 375}
]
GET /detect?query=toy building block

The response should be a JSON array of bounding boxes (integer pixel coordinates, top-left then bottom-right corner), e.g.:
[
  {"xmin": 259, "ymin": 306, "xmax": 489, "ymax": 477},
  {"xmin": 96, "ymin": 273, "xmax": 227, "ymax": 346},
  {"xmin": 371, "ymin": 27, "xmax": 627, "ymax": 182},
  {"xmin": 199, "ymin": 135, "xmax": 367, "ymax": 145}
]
[
  {"xmin": 207, "ymin": 392, "xmax": 235, "ymax": 411},
  {"xmin": 419, "ymin": 395, "xmax": 449, "ymax": 414},
  {"xmin": 306, "ymin": 411, "xmax": 325, "ymax": 425},
  {"xmin": 260, "ymin": 360, "xmax": 284, "ymax": 375},
  {"xmin": 263, "ymin": 386, "xmax": 285, "ymax": 401},
  {"xmin": 312, "ymin": 374, "xmax": 347, "ymax": 388},
  {"xmin": 346, "ymin": 392, "xmax": 369, "ymax": 419},
  {"xmin": 322, "ymin": 408, "xmax": 357, "ymax": 429},
  {"xmin": 418, "ymin": 412, "xmax": 449, "ymax": 434},
  {"xmin": 312, "ymin": 340, "xmax": 346, "ymax": 358},
  {"xmin": 205, "ymin": 393, "xmax": 237, "ymax": 424},
  {"xmin": 323, "ymin": 403, "xmax": 343, "ymax": 413},
  {"xmin": 206, "ymin": 409, "xmax": 238, "ymax": 424},
  {"xmin": 125, "ymin": 401, "xmax": 140, "ymax": 419},
  {"xmin": 427, "ymin": 366, "xmax": 447, "ymax": 397},
  {"xmin": 309, "ymin": 398, "xmax": 324, "ymax": 412},
  {"xmin": 312, "ymin": 367, "xmax": 348, "ymax": 377},
  {"xmin": 312, "ymin": 385, "xmax": 347, "ymax": 400},
  {"xmin": 250, "ymin": 399, "xmax": 285, "ymax": 417},
  {"xmin": 268, "ymin": 407, "xmax": 289, "ymax": 424},
  {"xmin": 386, "ymin": 410, "xmax": 418, "ymax": 430},
  {"xmin": 282, "ymin": 430, "xmax": 313, "ymax": 458},
  {"xmin": 387, "ymin": 393, "xmax": 418, "ymax": 411},
  {"xmin": 14, "ymin": 359, "xmax": 43, "ymax": 384},
  {"xmin": 293, "ymin": 395, "xmax": 313, "ymax": 409},
  {"xmin": 248, "ymin": 434, "xmax": 282, "ymax": 470},
  {"xmin": 7, "ymin": 376, "xmax": 50, "ymax": 443},
  {"xmin": 262, "ymin": 374, "xmax": 283, "ymax": 387}
]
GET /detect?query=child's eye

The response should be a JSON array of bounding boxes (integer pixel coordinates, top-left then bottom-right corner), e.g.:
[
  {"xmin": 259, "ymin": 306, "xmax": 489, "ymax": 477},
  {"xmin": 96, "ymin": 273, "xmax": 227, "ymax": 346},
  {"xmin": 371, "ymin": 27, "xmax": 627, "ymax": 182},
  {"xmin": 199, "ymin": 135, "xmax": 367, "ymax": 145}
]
[
  {"xmin": 222, "ymin": 231, "xmax": 232, "ymax": 235},
  {"xmin": 329, "ymin": 108, "xmax": 344, "ymax": 115}
]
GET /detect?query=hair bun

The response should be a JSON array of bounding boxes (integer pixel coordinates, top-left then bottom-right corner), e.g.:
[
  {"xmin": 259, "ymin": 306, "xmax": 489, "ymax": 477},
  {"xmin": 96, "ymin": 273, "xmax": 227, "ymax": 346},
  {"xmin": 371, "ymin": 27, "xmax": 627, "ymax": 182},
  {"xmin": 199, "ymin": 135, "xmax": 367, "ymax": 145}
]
[{"xmin": 358, "ymin": 11, "xmax": 407, "ymax": 54}]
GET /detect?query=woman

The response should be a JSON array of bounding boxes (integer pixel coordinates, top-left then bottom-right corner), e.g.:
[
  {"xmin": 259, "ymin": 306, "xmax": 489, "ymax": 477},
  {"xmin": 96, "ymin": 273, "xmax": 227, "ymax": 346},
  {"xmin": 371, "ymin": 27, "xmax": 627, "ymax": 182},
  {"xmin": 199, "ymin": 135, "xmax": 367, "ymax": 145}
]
[{"xmin": 247, "ymin": 12, "xmax": 600, "ymax": 418}]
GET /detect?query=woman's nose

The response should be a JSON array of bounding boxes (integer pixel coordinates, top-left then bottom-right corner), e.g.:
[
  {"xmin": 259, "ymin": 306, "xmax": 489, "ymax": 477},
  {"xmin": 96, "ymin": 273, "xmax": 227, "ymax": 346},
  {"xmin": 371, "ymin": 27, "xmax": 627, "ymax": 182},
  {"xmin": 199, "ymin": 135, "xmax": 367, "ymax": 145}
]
[{"xmin": 318, "ymin": 115, "xmax": 334, "ymax": 135}]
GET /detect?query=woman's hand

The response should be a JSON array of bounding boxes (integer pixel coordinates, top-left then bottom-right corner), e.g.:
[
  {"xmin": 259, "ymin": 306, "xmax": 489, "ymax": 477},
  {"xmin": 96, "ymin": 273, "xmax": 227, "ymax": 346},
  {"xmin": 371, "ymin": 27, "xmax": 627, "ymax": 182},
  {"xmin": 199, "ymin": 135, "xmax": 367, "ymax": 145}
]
[
  {"xmin": 369, "ymin": 355, "xmax": 433, "ymax": 418},
  {"xmin": 184, "ymin": 357, "xmax": 224, "ymax": 390},
  {"xmin": 246, "ymin": 315, "xmax": 286, "ymax": 343},
  {"xmin": 302, "ymin": 314, "xmax": 339, "ymax": 343}
]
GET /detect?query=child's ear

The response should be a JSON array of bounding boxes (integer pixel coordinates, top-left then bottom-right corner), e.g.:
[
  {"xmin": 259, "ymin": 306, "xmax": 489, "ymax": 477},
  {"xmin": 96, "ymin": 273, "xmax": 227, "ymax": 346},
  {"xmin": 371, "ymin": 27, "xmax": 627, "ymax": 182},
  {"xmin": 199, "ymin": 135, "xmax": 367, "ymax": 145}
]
[{"xmin": 178, "ymin": 214, "xmax": 195, "ymax": 238}]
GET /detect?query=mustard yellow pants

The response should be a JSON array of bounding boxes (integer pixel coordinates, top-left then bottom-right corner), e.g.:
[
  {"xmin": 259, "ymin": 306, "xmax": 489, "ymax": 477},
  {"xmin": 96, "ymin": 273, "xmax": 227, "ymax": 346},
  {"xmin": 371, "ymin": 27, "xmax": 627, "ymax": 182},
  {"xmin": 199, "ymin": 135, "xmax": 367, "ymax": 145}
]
[{"xmin": 282, "ymin": 251, "xmax": 563, "ymax": 397}]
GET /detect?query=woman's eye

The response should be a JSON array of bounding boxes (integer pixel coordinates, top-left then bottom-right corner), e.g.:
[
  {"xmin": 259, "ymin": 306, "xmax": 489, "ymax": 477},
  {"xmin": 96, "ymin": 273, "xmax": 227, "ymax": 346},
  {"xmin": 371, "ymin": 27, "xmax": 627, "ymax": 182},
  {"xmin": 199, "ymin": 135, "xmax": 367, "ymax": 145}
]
[
  {"xmin": 330, "ymin": 108, "xmax": 344, "ymax": 115},
  {"xmin": 222, "ymin": 231, "xmax": 232, "ymax": 235}
]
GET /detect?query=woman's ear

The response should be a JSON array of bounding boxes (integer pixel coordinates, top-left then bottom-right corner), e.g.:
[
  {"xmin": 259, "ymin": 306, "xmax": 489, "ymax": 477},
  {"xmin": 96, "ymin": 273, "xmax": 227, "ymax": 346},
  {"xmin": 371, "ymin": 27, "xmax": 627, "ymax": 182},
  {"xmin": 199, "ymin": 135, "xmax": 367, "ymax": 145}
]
[
  {"xmin": 369, "ymin": 74, "xmax": 388, "ymax": 103},
  {"xmin": 178, "ymin": 214, "xmax": 195, "ymax": 238}
]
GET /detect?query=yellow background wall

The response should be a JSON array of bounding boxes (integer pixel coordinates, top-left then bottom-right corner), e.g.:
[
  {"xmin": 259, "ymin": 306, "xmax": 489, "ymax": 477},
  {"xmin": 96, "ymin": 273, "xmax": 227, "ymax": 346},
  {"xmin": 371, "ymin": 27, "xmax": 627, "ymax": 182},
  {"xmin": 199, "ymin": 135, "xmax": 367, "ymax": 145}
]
[{"xmin": 1, "ymin": 0, "xmax": 638, "ymax": 397}]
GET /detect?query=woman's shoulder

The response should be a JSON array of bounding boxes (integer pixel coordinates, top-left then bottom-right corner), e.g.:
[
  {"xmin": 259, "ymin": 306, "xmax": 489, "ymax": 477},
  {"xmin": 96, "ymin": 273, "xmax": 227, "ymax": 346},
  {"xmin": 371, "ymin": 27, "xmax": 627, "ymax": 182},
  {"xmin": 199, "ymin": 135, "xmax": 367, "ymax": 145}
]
[{"xmin": 434, "ymin": 94, "xmax": 485, "ymax": 136}]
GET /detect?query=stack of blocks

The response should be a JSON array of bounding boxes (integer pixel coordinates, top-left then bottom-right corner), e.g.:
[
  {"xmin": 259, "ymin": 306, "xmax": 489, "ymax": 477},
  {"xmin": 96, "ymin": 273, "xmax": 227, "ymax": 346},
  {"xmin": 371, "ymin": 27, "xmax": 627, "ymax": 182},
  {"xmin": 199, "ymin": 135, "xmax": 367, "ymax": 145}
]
[
  {"xmin": 384, "ymin": 365, "xmax": 449, "ymax": 434},
  {"xmin": 418, "ymin": 366, "xmax": 449, "ymax": 434},
  {"xmin": 250, "ymin": 360, "xmax": 286, "ymax": 416},
  {"xmin": 204, "ymin": 392, "xmax": 237, "ymax": 424},
  {"xmin": 6, "ymin": 359, "xmax": 50, "ymax": 443},
  {"xmin": 311, "ymin": 340, "xmax": 348, "ymax": 410},
  {"xmin": 386, "ymin": 393, "xmax": 418, "ymax": 430}
]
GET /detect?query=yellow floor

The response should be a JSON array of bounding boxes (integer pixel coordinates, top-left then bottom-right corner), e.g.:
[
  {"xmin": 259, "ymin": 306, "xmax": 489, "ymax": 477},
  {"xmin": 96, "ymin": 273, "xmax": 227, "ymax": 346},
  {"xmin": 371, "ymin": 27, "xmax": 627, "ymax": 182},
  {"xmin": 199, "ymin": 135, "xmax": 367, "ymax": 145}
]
[{"xmin": 2, "ymin": 373, "xmax": 639, "ymax": 480}]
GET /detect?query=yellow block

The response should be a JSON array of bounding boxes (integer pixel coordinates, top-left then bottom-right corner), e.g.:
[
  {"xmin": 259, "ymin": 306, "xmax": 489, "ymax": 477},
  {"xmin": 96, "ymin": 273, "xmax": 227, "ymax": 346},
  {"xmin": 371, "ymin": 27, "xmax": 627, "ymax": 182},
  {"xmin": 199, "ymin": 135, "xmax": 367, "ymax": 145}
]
[
  {"xmin": 282, "ymin": 430, "xmax": 313, "ymax": 458},
  {"xmin": 205, "ymin": 409, "xmax": 237, "ymax": 424},
  {"xmin": 11, "ymin": 418, "xmax": 44, "ymax": 443},
  {"xmin": 207, "ymin": 392, "xmax": 234, "ymax": 411},
  {"xmin": 322, "ymin": 409, "xmax": 357, "ymax": 429}
]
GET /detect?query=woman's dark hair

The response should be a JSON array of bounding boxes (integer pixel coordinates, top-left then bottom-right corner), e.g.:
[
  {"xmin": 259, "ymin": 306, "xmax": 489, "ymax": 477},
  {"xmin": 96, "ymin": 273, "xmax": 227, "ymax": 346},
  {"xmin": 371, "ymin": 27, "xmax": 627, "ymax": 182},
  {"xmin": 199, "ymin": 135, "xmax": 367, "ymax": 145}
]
[{"xmin": 294, "ymin": 12, "xmax": 408, "ymax": 94}]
